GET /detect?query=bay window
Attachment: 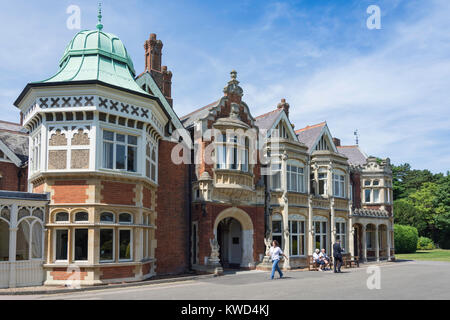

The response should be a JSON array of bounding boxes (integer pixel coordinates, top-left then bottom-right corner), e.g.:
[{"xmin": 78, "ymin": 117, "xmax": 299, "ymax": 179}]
[
  {"xmin": 74, "ymin": 229, "xmax": 88, "ymax": 261},
  {"xmin": 100, "ymin": 229, "xmax": 114, "ymax": 262},
  {"xmin": 270, "ymin": 163, "xmax": 282, "ymax": 190},
  {"xmin": 318, "ymin": 172, "xmax": 327, "ymax": 196},
  {"xmin": 55, "ymin": 229, "xmax": 68, "ymax": 261},
  {"xmin": 287, "ymin": 162, "xmax": 305, "ymax": 193},
  {"xmin": 333, "ymin": 171, "xmax": 345, "ymax": 198},
  {"xmin": 119, "ymin": 229, "xmax": 132, "ymax": 261},
  {"xmin": 146, "ymin": 140, "xmax": 158, "ymax": 183},
  {"xmin": 102, "ymin": 130, "xmax": 137, "ymax": 172}
]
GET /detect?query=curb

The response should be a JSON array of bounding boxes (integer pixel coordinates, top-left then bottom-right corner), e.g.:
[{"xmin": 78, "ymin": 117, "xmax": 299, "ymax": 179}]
[{"xmin": 0, "ymin": 273, "xmax": 218, "ymax": 296}]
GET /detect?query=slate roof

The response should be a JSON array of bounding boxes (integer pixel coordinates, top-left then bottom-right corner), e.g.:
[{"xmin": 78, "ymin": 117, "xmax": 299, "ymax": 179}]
[
  {"xmin": 295, "ymin": 122, "xmax": 326, "ymax": 152},
  {"xmin": 180, "ymin": 100, "xmax": 220, "ymax": 129},
  {"xmin": 0, "ymin": 121, "xmax": 28, "ymax": 164},
  {"xmin": 337, "ymin": 145, "xmax": 367, "ymax": 166},
  {"xmin": 254, "ymin": 108, "xmax": 282, "ymax": 132}
]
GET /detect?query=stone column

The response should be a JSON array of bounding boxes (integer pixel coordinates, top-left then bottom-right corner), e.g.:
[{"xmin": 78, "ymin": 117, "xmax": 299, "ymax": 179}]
[
  {"xmin": 281, "ymin": 151, "xmax": 290, "ymax": 269},
  {"xmin": 8, "ymin": 204, "xmax": 18, "ymax": 288},
  {"xmin": 327, "ymin": 163, "xmax": 333, "ymax": 197},
  {"xmin": 375, "ymin": 225, "xmax": 380, "ymax": 262},
  {"xmin": 386, "ymin": 224, "xmax": 392, "ymax": 261},
  {"xmin": 348, "ymin": 217, "xmax": 354, "ymax": 256},
  {"xmin": 307, "ymin": 195, "xmax": 314, "ymax": 256},
  {"xmin": 362, "ymin": 224, "xmax": 367, "ymax": 262},
  {"xmin": 330, "ymin": 197, "xmax": 336, "ymax": 245}
]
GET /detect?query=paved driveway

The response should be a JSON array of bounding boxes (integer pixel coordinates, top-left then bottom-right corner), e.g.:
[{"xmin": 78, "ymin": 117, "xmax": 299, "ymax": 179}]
[{"xmin": 2, "ymin": 260, "xmax": 449, "ymax": 300}]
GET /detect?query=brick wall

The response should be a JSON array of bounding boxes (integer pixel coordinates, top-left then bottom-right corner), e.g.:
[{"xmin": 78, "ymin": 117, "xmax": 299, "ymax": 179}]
[
  {"xmin": 0, "ymin": 162, "xmax": 27, "ymax": 192},
  {"xmin": 101, "ymin": 181, "xmax": 136, "ymax": 205},
  {"xmin": 100, "ymin": 266, "xmax": 135, "ymax": 280},
  {"xmin": 50, "ymin": 267, "xmax": 88, "ymax": 281},
  {"xmin": 143, "ymin": 186, "xmax": 152, "ymax": 209},
  {"xmin": 351, "ymin": 171, "xmax": 361, "ymax": 209},
  {"xmin": 52, "ymin": 180, "xmax": 88, "ymax": 203},
  {"xmin": 155, "ymin": 140, "xmax": 189, "ymax": 275}
]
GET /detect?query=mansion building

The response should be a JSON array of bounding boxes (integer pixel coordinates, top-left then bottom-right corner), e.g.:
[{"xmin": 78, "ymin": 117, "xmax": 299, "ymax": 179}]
[{"xmin": 0, "ymin": 21, "xmax": 394, "ymax": 288}]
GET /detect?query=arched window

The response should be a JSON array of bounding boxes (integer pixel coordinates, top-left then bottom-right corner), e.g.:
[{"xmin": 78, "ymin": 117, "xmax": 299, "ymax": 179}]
[
  {"xmin": 100, "ymin": 212, "xmax": 115, "ymax": 223},
  {"xmin": 119, "ymin": 213, "xmax": 132, "ymax": 224},
  {"xmin": 16, "ymin": 219, "xmax": 43, "ymax": 260},
  {"xmin": 75, "ymin": 212, "xmax": 89, "ymax": 222},
  {"xmin": 55, "ymin": 212, "xmax": 69, "ymax": 222},
  {"xmin": 31, "ymin": 222, "xmax": 43, "ymax": 259},
  {"xmin": 0, "ymin": 219, "xmax": 9, "ymax": 261}
]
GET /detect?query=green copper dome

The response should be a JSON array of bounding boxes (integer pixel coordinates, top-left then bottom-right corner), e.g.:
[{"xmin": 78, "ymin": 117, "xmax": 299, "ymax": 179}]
[{"xmin": 36, "ymin": 29, "xmax": 148, "ymax": 95}]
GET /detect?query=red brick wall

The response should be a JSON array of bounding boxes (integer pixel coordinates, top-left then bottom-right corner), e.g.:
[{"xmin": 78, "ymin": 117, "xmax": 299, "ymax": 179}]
[
  {"xmin": 0, "ymin": 162, "xmax": 27, "ymax": 192},
  {"xmin": 155, "ymin": 140, "xmax": 189, "ymax": 275},
  {"xmin": 52, "ymin": 180, "xmax": 88, "ymax": 204},
  {"xmin": 351, "ymin": 171, "xmax": 361, "ymax": 209},
  {"xmin": 100, "ymin": 266, "xmax": 135, "ymax": 280},
  {"xmin": 101, "ymin": 181, "xmax": 135, "ymax": 205},
  {"xmin": 50, "ymin": 267, "xmax": 88, "ymax": 281},
  {"xmin": 33, "ymin": 181, "xmax": 45, "ymax": 194},
  {"xmin": 143, "ymin": 187, "xmax": 152, "ymax": 209},
  {"xmin": 142, "ymin": 262, "xmax": 151, "ymax": 275}
]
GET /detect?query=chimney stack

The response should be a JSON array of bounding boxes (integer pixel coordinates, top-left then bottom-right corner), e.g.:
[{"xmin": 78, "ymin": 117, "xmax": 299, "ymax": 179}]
[
  {"xmin": 277, "ymin": 99, "xmax": 290, "ymax": 118},
  {"xmin": 144, "ymin": 33, "xmax": 163, "ymax": 72},
  {"xmin": 333, "ymin": 138, "xmax": 341, "ymax": 147},
  {"xmin": 143, "ymin": 34, "xmax": 173, "ymax": 106}
]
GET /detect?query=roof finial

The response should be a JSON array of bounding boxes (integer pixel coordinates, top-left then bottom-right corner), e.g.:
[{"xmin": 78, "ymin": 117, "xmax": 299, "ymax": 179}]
[
  {"xmin": 96, "ymin": 2, "xmax": 103, "ymax": 31},
  {"xmin": 230, "ymin": 70, "xmax": 237, "ymax": 81}
]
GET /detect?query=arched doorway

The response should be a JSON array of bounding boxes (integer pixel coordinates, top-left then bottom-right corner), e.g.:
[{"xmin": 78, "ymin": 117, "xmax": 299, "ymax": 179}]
[
  {"xmin": 213, "ymin": 207, "xmax": 254, "ymax": 269},
  {"xmin": 217, "ymin": 218, "xmax": 242, "ymax": 268}
]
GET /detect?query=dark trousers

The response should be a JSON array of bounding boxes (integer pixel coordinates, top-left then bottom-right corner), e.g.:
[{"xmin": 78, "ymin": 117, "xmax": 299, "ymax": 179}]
[{"xmin": 334, "ymin": 256, "xmax": 342, "ymax": 272}]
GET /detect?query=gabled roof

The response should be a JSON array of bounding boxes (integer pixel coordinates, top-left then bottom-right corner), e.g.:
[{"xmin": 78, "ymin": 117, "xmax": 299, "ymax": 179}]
[
  {"xmin": 337, "ymin": 145, "xmax": 368, "ymax": 166},
  {"xmin": 295, "ymin": 122, "xmax": 326, "ymax": 151},
  {"xmin": 180, "ymin": 100, "xmax": 220, "ymax": 129},
  {"xmin": 254, "ymin": 108, "xmax": 283, "ymax": 132},
  {"xmin": 0, "ymin": 121, "xmax": 28, "ymax": 166}
]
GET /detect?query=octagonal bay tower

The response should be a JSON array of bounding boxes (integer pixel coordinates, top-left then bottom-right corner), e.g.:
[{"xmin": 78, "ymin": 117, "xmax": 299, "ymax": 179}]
[{"xmin": 14, "ymin": 23, "xmax": 188, "ymax": 285}]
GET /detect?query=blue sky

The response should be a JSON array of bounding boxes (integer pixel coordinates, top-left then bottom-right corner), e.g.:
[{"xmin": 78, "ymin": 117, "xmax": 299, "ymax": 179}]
[{"xmin": 0, "ymin": 0, "xmax": 449, "ymax": 173}]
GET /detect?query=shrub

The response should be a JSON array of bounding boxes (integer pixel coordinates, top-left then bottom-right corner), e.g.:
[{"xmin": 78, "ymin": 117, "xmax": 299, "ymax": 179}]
[
  {"xmin": 417, "ymin": 236, "xmax": 435, "ymax": 250},
  {"xmin": 394, "ymin": 224, "xmax": 418, "ymax": 253}
]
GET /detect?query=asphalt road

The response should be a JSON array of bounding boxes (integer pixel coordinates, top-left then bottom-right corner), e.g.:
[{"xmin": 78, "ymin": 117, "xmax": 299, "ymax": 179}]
[{"xmin": 2, "ymin": 260, "xmax": 449, "ymax": 300}]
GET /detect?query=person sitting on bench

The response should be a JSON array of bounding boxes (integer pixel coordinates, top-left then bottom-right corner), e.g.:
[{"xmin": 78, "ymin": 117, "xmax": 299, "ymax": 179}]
[
  {"xmin": 319, "ymin": 248, "xmax": 331, "ymax": 270},
  {"xmin": 313, "ymin": 249, "xmax": 325, "ymax": 271}
]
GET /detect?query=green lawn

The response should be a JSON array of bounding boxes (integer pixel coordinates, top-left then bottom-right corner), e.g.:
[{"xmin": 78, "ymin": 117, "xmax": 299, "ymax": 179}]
[{"xmin": 395, "ymin": 249, "xmax": 450, "ymax": 262}]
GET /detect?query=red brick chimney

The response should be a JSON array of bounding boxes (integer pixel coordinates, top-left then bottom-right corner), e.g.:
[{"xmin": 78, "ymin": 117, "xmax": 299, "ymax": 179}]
[
  {"xmin": 333, "ymin": 138, "xmax": 341, "ymax": 147},
  {"xmin": 144, "ymin": 34, "xmax": 173, "ymax": 106},
  {"xmin": 277, "ymin": 99, "xmax": 290, "ymax": 118}
]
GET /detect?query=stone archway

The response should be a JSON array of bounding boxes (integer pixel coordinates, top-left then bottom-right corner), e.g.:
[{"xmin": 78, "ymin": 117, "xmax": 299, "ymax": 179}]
[{"xmin": 213, "ymin": 207, "xmax": 254, "ymax": 268}]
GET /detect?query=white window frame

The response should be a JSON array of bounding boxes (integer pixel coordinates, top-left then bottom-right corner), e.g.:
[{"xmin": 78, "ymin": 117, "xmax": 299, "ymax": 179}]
[
  {"xmin": 335, "ymin": 218, "xmax": 346, "ymax": 250},
  {"xmin": 99, "ymin": 228, "xmax": 115, "ymax": 263},
  {"xmin": 145, "ymin": 138, "xmax": 158, "ymax": 183},
  {"xmin": 289, "ymin": 216, "xmax": 305, "ymax": 257},
  {"xmin": 270, "ymin": 162, "xmax": 282, "ymax": 191},
  {"xmin": 333, "ymin": 171, "xmax": 346, "ymax": 198},
  {"xmin": 313, "ymin": 216, "xmax": 328, "ymax": 253},
  {"xmin": 72, "ymin": 227, "xmax": 89, "ymax": 262},
  {"xmin": 318, "ymin": 170, "xmax": 328, "ymax": 196},
  {"xmin": 102, "ymin": 129, "xmax": 138, "ymax": 173},
  {"xmin": 271, "ymin": 214, "xmax": 283, "ymax": 249},
  {"xmin": 53, "ymin": 227, "xmax": 69, "ymax": 263},
  {"xmin": 287, "ymin": 161, "xmax": 305, "ymax": 193},
  {"xmin": 118, "ymin": 228, "xmax": 133, "ymax": 262}
]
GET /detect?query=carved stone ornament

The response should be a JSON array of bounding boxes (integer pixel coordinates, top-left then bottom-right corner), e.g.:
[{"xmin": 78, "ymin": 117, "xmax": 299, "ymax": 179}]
[{"xmin": 209, "ymin": 238, "xmax": 220, "ymax": 261}]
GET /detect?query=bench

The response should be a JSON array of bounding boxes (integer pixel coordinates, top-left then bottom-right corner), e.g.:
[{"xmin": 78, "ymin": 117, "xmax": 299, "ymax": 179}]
[
  {"xmin": 308, "ymin": 255, "xmax": 333, "ymax": 271},
  {"xmin": 342, "ymin": 254, "xmax": 359, "ymax": 268},
  {"xmin": 307, "ymin": 255, "xmax": 319, "ymax": 271}
]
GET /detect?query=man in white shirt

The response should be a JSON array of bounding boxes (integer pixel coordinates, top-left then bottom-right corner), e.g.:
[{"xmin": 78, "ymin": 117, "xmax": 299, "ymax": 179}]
[
  {"xmin": 319, "ymin": 248, "xmax": 331, "ymax": 270},
  {"xmin": 269, "ymin": 240, "xmax": 288, "ymax": 279}
]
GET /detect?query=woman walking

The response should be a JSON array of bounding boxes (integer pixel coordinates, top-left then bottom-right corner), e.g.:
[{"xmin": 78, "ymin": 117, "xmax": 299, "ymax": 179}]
[{"xmin": 269, "ymin": 240, "xmax": 288, "ymax": 280}]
